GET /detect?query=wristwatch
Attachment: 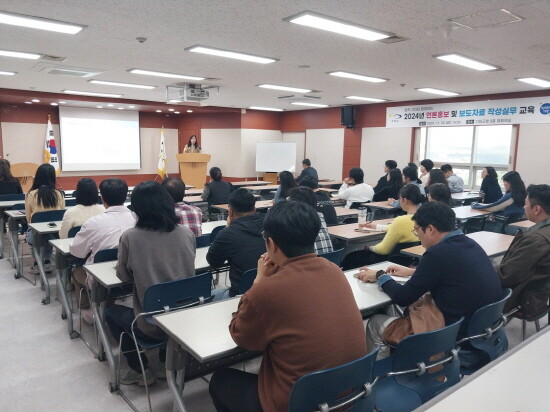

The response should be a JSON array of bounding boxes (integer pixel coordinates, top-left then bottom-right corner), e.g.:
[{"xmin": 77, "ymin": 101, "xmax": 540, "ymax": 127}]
[{"xmin": 376, "ymin": 270, "xmax": 386, "ymax": 280}]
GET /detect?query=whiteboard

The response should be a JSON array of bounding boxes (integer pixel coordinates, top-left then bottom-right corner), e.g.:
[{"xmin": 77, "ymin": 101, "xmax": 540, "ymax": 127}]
[{"xmin": 255, "ymin": 141, "xmax": 296, "ymax": 172}]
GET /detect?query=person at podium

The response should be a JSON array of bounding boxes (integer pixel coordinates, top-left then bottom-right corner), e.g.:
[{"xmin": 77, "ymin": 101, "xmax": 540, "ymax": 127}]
[{"xmin": 183, "ymin": 134, "xmax": 202, "ymax": 153}]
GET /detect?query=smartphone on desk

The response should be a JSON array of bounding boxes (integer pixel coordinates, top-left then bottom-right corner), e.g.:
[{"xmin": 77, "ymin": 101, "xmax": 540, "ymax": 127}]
[
  {"xmin": 354, "ymin": 227, "xmax": 380, "ymax": 232},
  {"xmin": 47, "ymin": 222, "xmax": 57, "ymax": 227}
]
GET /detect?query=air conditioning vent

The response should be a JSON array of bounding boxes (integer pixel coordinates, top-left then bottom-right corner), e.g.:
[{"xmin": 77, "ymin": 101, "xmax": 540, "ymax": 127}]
[
  {"xmin": 379, "ymin": 36, "xmax": 409, "ymax": 44},
  {"xmin": 32, "ymin": 64, "xmax": 103, "ymax": 78}
]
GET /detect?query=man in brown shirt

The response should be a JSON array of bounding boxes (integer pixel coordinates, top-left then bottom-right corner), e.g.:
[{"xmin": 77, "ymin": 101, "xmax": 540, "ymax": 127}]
[{"xmin": 209, "ymin": 201, "xmax": 367, "ymax": 412}]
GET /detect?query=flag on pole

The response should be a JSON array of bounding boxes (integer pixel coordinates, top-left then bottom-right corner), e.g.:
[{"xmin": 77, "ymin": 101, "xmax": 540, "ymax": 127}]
[
  {"xmin": 44, "ymin": 116, "xmax": 60, "ymax": 175},
  {"xmin": 157, "ymin": 128, "xmax": 167, "ymax": 179}
]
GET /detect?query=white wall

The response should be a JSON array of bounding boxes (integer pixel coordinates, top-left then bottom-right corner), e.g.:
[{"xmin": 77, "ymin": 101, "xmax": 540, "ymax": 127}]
[
  {"xmin": 200, "ymin": 129, "xmax": 242, "ymax": 177},
  {"xmin": 240, "ymin": 129, "xmax": 282, "ymax": 176},
  {"xmin": 1, "ymin": 122, "xmax": 178, "ymax": 175},
  {"xmin": 283, "ymin": 132, "xmax": 305, "ymax": 173},
  {"xmin": 360, "ymin": 127, "xmax": 412, "ymax": 184},
  {"xmin": 516, "ymin": 123, "xmax": 550, "ymax": 186},
  {"xmin": 305, "ymin": 128, "xmax": 344, "ymax": 180}
]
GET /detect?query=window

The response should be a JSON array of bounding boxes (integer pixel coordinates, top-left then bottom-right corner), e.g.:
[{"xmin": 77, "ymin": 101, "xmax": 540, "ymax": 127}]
[{"xmin": 418, "ymin": 125, "xmax": 514, "ymax": 188}]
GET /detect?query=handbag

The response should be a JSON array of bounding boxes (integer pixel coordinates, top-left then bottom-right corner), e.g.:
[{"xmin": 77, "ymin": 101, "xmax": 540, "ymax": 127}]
[{"xmin": 382, "ymin": 293, "xmax": 444, "ymax": 347}]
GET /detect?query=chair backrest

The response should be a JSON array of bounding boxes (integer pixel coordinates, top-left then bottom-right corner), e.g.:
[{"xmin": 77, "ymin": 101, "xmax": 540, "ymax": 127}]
[
  {"xmin": 196, "ymin": 234, "xmax": 211, "ymax": 248},
  {"xmin": 391, "ymin": 318, "xmax": 463, "ymax": 403},
  {"xmin": 143, "ymin": 272, "xmax": 213, "ymax": 314},
  {"xmin": 0, "ymin": 193, "xmax": 25, "ymax": 202},
  {"xmin": 319, "ymin": 248, "xmax": 344, "ymax": 266},
  {"xmin": 465, "ymin": 288, "xmax": 511, "ymax": 360},
  {"xmin": 11, "ymin": 202, "xmax": 25, "ymax": 210},
  {"xmin": 209, "ymin": 225, "xmax": 225, "ymax": 243},
  {"xmin": 67, "ymin": 225, "xmax": 82, "ymax": 238},
  {"xmin": 11, "ymin": 162, "xmax": 39, "ymax": 193},
  {"xmin": 30, "ymin": 209, "xmax": 66, "ymax": 223},
  {"xmin": 289, "ymin": 348, "xmax": 379, "ymax": 412},
  {"xmin": 94, "ymin": 248, "xmax": 118, "ymax": 263},
  {"xmin": 65, "ymin": 198, "xmax": 78, "ymax": 207},
  {"xmin": 237, "ymin": 268, "xmax": 257, "ymax": 294}
]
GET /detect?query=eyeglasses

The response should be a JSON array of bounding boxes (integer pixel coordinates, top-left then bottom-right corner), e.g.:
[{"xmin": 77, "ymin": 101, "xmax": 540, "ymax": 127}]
[
  {"xmin": 412, "ymin": 226, "xmax": 421, "ymax": 236},
  {"xmin": 261, "ymin": 230, "xmax": 269, "ymax": 241}
]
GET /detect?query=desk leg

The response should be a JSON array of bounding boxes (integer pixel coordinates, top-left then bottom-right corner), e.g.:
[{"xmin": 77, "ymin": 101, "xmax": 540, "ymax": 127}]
[
  {"xmin": 166, "ymin": 338, "xmax": 189, "ymax": 412},
  {"xmin": 56, "ymin": 260, "xmax": 78, "ymax": 339},
  {"xmin": 91, "ymin": 283, "xmax": 117, "ymax": 392},
  {"xmin": 8, "ymin": 218, "xmax": 20, "ymax": 277},
  {"xmin": 33, "ymin": 239, "xmax": 50, "ymax": 304},
  {"xmin": 0, "ymin": 212, "xmax": 5, "ymax": 259}
]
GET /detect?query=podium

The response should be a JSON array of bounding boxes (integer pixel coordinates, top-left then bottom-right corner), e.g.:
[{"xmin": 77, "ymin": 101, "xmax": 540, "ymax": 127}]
[{"xmin": 176, "ymin": 153, "xmax": 211, "ymax": 188}]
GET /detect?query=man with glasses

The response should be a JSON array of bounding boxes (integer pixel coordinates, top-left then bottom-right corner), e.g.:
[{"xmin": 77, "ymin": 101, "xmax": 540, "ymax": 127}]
[
  {"xmin": 209, "ymin": 201, "xmax": 367, "ymax": 412},
  {"xmin": 356, "ymin": 202, "xmax": 501, "ymax": 358}
]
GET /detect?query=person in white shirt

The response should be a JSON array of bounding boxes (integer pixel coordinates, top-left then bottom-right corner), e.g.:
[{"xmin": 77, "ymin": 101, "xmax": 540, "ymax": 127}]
[
  {"xmin": 69, "ymin": 178, "xmax": 136, "ymax": 322},
  {"xmin": 338, "ymin": 168, "xmax": 374, "ymax": 208},
  {"xmin": 419, "ymin": 159, "xmax": 434, "ymax": 187},
  {"xmin": 441, "ymin": 164, "xmax": 464, "ymax": 193}
]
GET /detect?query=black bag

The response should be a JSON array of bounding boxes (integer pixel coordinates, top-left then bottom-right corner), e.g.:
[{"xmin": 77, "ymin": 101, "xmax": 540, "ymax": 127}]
[{"xmin": 518, "ymin": 277, "xmax": 550, "ymax": 319}]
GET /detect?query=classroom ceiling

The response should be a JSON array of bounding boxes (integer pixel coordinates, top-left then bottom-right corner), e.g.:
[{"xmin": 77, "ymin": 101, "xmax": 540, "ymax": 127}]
[{"xmin": 1, "ymin": 0, "xmax": 550, "ymax": 112}]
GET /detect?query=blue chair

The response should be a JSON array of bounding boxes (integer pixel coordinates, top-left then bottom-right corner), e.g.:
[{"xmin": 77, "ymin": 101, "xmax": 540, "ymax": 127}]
[
  {"xmin": 457, "ymin": 289, "xmax": 511, "ymax": 375},
  {"xmin": 319, "ymin": 248, "xmax": 344, "ymax": 266},
  {"xmin": 31, "ymin": 209, "xmax": 66, "ymax": 223},
  {"xmin": 118, "ymin": 272, "xmax": 213, "ymax": 412},
  {"xmin": 0, "ymin": 193, "xmax": 25, "ymax": 202},
  {"xmin": 289, "ymin": 348, "xmax": 379, "ymax": 412},
  {"xmin": 94, "ymin": 248, "xmax": 118, "ymax": 263},
  {"xmin": 65, "ymin": 198, "xmax": 78, "ymax": 207},
  {"xmin": 209, "ymin": 225, "xmax": 225, "ymax": 243},
  {"xmin": 237, "ymin": 268, "xmax": 257, "ymax": 294},
  {"xmin": 67, "ymin": 225, "xmax": 82, "ymax": 238},
  {"xmin": 196, "ymin": 234, "xmax": 211, "ymax": 248},
  {"xmin": 374, "ymin": 318, "xmax": 463, "ymax": 412}
]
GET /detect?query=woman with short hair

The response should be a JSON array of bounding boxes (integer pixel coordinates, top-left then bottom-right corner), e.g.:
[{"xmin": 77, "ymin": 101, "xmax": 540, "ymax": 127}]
[{"xmin": 59, "ymin": 178, "xmax": 105, "ymax": 238}]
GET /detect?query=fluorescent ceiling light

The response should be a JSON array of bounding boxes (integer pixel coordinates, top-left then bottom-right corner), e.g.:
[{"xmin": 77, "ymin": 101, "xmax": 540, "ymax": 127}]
[
  {"xmin": 0, "ymin": 11, "xmax": 84, "ymax": 34},
  {"xmin": 58, "ymin": 101, "xmax": 66, "ymax": 104},
  {"xmin": 107, "ymin": 104, "xmax": 114, "ymax": 107},
  {"xmin": 168, "ymin": 108, "xmax": 175, "ymax": 112},
  {"xmin": 63, "ymin": 90, "xmax": 122, "ymax": 98},
  {"xmin": 32, "ymin": 99, "xmax": 40, "ymax": 102},
  {"xmin": 329, "ymin": 71, "xmax": 387, "ymax": 83},
  {"xmin": 175, "ymin": 111, "xmax": 180, "ymax": 114},
  {"xmin": 129, "ymin": 68, "xmax": 205, "ymax": 81},
  {"xmin": 50, "ymin": 102, "xmax": 58, "ymax": 106},
  {"xmin": 168, "ymin": 99, "xmax": 182, "ymax": 103},
  {"xmin": 417, "ymin": 87, "xmax": 460, "ymax": 97},
  {"xmin": 0, "ymin": 49, "xmax": 41, "ymax": 59},
  {"xmin": 249, "ymin": 106, "xmax": 284, "ymax": 112},
  {"xmin": 291, "ymin": 102, "xmax": 329, "ymax": 108},
  {"xmin": 89, "ymin": 80, "xmax": 156, "ymax": 90},
  {"xmin": 186, "ymin": 45, "xmax": 277, "ymax": 64},
  {"xmin": 517, "ymin": 77, "xmax": 550, "ymax": 88},
  {"xmin": 156, "ymin": 110, "xmax": 162, "ymax": 113},
  {"xmin": 258, "ymin": 84, "xmax": 312, "ymax": 93},
  {"xmin": 96, "ymin": 105, "xmax": 103, "ymax": 108},
  {"xmin": 187, "ymin": 110, "xmax": 193, "ymax": 113},
  {"xmin": 286, "ymin": 11, "xmax": 391, "ymax": 41},
  {"xmin": 0, "ymin": 70, "xmax": 16, "ymax": 75},
  {"xmin": 345, "ymin": 96, "xmax": 387, "ymax": 102},
  {"xmin": 435, "ymin": 53, "xmax": 499, "ymax": 71}
]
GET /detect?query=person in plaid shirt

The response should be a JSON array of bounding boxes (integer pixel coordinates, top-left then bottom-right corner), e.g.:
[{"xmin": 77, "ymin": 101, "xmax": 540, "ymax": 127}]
[{"xmin": 162, "ymin": 177, "xmax": 202, "ymax": 236}]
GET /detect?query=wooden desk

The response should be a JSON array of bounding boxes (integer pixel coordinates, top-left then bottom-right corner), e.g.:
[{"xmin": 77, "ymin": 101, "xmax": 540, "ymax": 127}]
[
  {"xmin": 362, "ymin": 201, "xmax": 399, "ymax": 211},
  {"xmin": 215, "ymin": 200, "xmax": 273, "ymax": 211},
  {"xmin": 452, "ymin": 205, "xmax": 492, "ymax": 220},
  {"xmin": 417, "ymin": 327, "xmax": 550, "ymax": 412},
  {"xmin": 451, "ymin": 191, "xmax": 482, "ymax": 202},
  {"xmin": 401, "ymin": 231, "xmax": 514, "ymax": 259},
  {"xmin": 231, "ymin": 180, "xmax": 269, "ymax": 187},
  {"xmin": 318, "ymin": 180, "xmax": 344, "ymax": 187},
  {"xmin": 509, "ymin": 220, "xmax": 534, "ymax": 229},
  {"xmin": 241, "ymin": 184, "xmax": 279, "ymax": 192},
  {"xmin": 334, "ymin": 207, "xmax": 358, "ymax": 218},
  {"xmin": 328, "ymin": 218, "xmax": 393, "ymax": 242},
  {"xmin": 183, "ymin": 195, "xmax": 207, "ymax": 203},
  {"xmin": 184, "ymin": 188, "xmax": 203, "ymax": 196}
]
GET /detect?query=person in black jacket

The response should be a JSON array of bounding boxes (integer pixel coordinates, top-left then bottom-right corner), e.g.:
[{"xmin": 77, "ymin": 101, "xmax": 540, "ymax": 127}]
[
  {"xmin": 373, "ymin": 168, "xmax": 403, "ymax": 201},
  {"xmin": 207, "ymin": 188, "xmax": 266, "ymax": 298},
  {"xmin": 295, "ymin": 158, "xmax": 318, "ymax": 184},
  {"xmin": 373, "ymin": 160, "xmax": 397, "ymax": 194},
  {"xmin": 201, "ymin": 167, "xmax": 233, "ymax": 205},
  {"xmin": 299, "ymin": 176, "xmax": 338, "ymax": 225},
  {"xmin": 480, "ymin": 166, "xmax": 503, "ymax": 204}
]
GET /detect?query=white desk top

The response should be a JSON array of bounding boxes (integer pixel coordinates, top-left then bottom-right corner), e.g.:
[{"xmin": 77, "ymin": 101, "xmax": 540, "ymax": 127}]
[
  {"xmin": 4, "ymin": 209, "xmax": 26, "ymax": 219},
  {"xmin": 452, "ymin": 205, "xmax": 492, "ymax": 220},
  {"xmin": 0, "ymin": 199, "xmax": 26, "ymax": 208},
  {"xmin": 49, "ymin": 238, "xmax": 72, "ymax": 255},
  {"xmin": 418, "ymin": 327, "xmax": 550, "ymax": 412},
  {"xmin": 202, "ymin": 220, "xmax": 227, "ymax": 235},
  {"xmin": 231, "ymin": 180, "xmax": 269, "ymax": 186},
  {"xmin": 28, "ymin": 221, "xmax": 62, "ymax": 235}
]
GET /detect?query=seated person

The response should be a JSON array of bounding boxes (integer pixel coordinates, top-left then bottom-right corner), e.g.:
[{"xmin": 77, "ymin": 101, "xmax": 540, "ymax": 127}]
[
  {"xmin": 201, "ymin": 166, "xmax": 232, "ymax": 205},
  {"xmin": 480, "ymin": 167, "xmax": 503, "ymax": 204},
  {"xmin": 496, "ymin": 184, "xmax": 550, "ymax": 313},
  {"xmin": 373, "ymin": 168, "xmax": 403, "ymax": 202},
  {"xmin": 209, "ymin": 201, "xmax": 367, "ymax": 412},
  {"xmin": 427, "ymin": 183, "xmax": 451, "ymax": 205},
  {"xmin": 299, "ymin": 175, "xmax": 337, "ymax": 225},
  {"xmin": 161, "ymin": 177, "xmax": 202, "ymax": 236},
  {"xmin": 106, "ymin": 181, "xmax": 196, "ymax": 386},
  {"xmin": 471, "ymin": 171, "xmax": 526, "ymax": 217},
  {"xmin": 0, "ymin": 159, "xmax": 23, "ymax": 195},
  {"xmin": 70, "ymin": 178, "xmax": 136, "ymax": 321},
  {"xmin": 288, "ymin": 186, "xmax": 334, "ymax": 255},
  {"xmin": 441, "ymin": 164, "xmax": 464, "ymax": 193},
  {"xmin": 427, "ymin": 168, "xmax": 447, "ymax": 186},
  {"xmin": 388, "ymin": 165, "xmax": 425, "ymax": 208},
  {"xmin": 419, "ymin": 159, "xmax": 434, "ymax": 186},
  {"xmin": 207, "ymin": 188, "xmax": 266, "ymax": 297},
  {"xmin": 59, "ymin": 178, "xmax": 105, "ymax": 238},
  {"xmin": 295, "ymin": 158, "xmax": 318, "ymax": 184},
  {"xmin": 342, "ymin": 184, "xmax": 421, "ymax": 269},
  {"xmin": 338, "ymin": 167, "xmax": 374, "ymax": 208},
  {"xmin": 373, "ymin": 159, "xmax": 397, "ymax": 194},
  {"xmin": 273, "ymin": 170, "xmax": 297, "ymax": 204},
  {"xmin": 356, "ymin": 202, "xmax": 502, "ymax": 358}
]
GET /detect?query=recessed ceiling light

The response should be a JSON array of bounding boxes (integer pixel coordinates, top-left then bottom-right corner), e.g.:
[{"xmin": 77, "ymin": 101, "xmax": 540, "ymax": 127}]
[
  {"xmin": 96, "ymin": 105, "xmax": 103, "ymax": 109},
  {"xmin": 0, "ymin": 11, "xmax": 85, "ymax": 34},
  {"xmin": 0, "ymin": 70, "xmax": 16, "ymax": 76},
  {"xmin": 174, "ymin": 111, "xmax": 180, "ymax": 114},
  {"xmin": 435, "ymin": 53, "xmax": 500, "ymax": 71},
  {"xmin": 186, "ymin": 45, "xmax": 277, "ymax": 64},
  {"xmin": 285, "ymin": 11, "xmax": 392, "ymax": 41},
  {"xmin": 156, "ymin": 110, "xmax": 162, "ymax": 113},
  {"xmin": 167, "ymin": 99, "xmax": 182, "ymax": 103},
  {"xmin": 32, "ymin": 99, "xmax": 40, "ymax": 102},
  {"xmin": 258, "ymin": 84, "xmax": 312, "ymax": 93},
  {"xmin": 50, "ymin": 102, "xmax": 58, "ymax": 106},
  {"xmin": 128, "ymin": 105, "xmax": 135, "ymax": 109},
  {"xmin": 117, "ymin": 107, "xmax": 124, "ymax": 110},
  {"xmin": 168, "ymin": 108, "xmax": 175, "ymax": 112},
  {"xmin": 187, "ymin": 110, "xmax": 193, "ymax": 113},
  {"xmin": 24, "ymin": 101, "xmax": 32, "ymax": 104},
  {"xmin": 63, "ymin": 90, "xmax": 122, "ymax": 98},
  {"xmin": 417, "ymin": 87, "xmax": 460, "ymax": 97},
  {"xmin": 517, "ymin": 77, "xmax": 550, "ymax": 88},
  {"xmin": 88, "ymin": 80, "xmax": 155, "ymax": 90},
  {"xmin": 329, "ymin": 71, "xmax": 387, "ymax": 83},
  {"xmin": 0, "ymin": 49, "xmax": 41, "ymax": 59},
  {"xmin": 58, "ymin": 101, "xmax": 66, "ymax": 104},
  {"xmin": 345, "ymin": 96, "xmax": 387, "ymax": 102},
  {"xmin": 291, "ymin": 102, "xmax": 329, "ymax": 108},
  {"xmin": 106, "ymin": 104, "xmax": 115, "ymax": 107},
  {"xmin": 129, "ymin": 68, "xmax": 206, "ymax": 81},
  {"xmin": 249, "ymin": 106, "xmax": 284, "ymax": 112}
]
